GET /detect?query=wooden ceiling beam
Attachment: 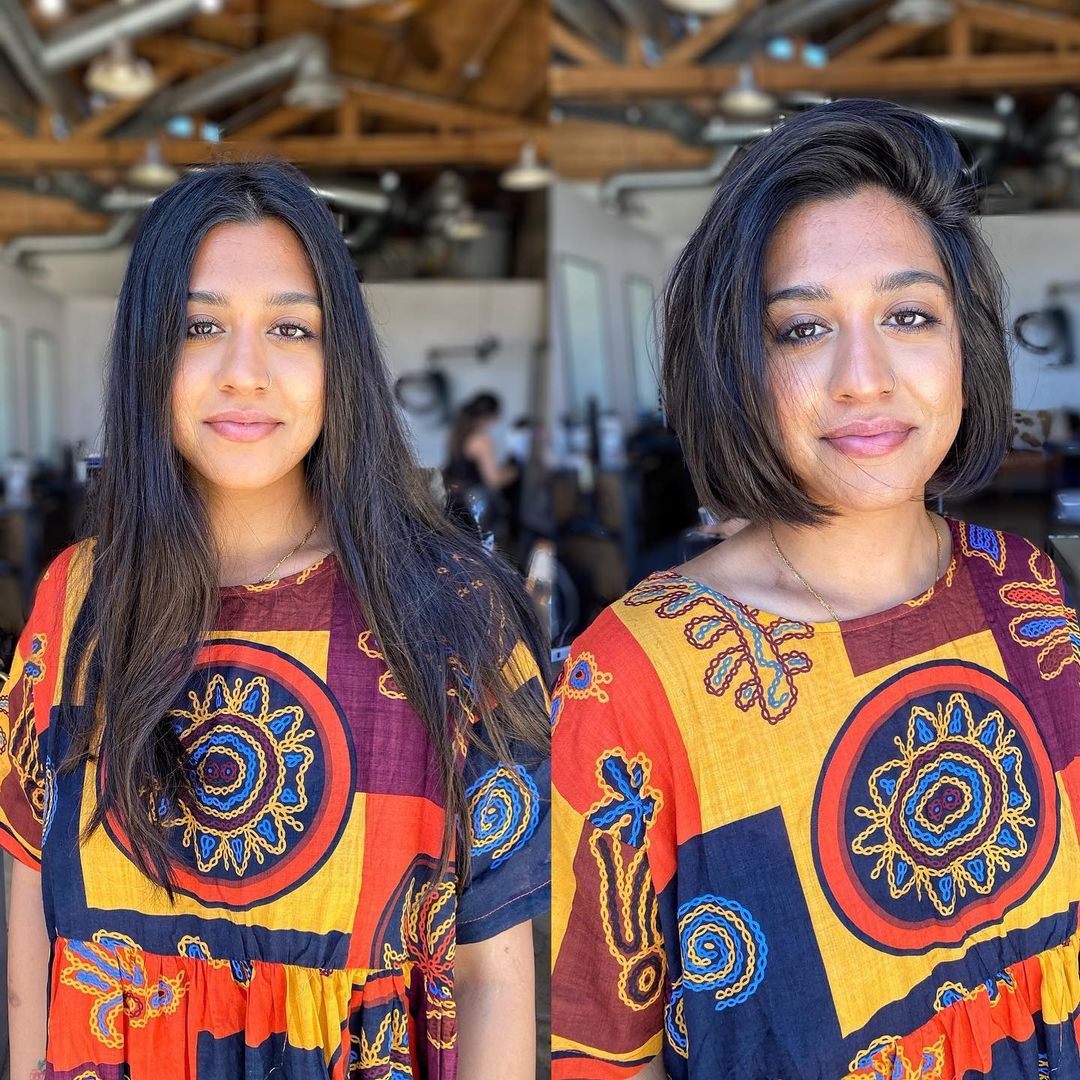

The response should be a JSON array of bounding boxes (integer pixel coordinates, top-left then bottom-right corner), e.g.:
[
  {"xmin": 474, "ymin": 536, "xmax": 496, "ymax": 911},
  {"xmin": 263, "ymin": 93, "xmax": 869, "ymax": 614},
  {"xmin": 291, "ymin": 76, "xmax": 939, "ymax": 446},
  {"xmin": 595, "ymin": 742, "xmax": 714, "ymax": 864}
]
[
  {"xmin": 0, "ymin": 129, "xmax": 549, "ymax": 170},
  {"xmin": 343, "ymin": 81, "xmax": 523, "ymax": 129},
  {"xmin": 445, "ymin": 0, "xmax": 528, "ymax": 98},
  {"xmin": 548, "ymin": 119, "xmax": 712, "ymax": 179},
  {"xmin": 550, "ymin": 52, "xmax": 1080, "ymax": 100},
  {"xmin": 659, "ymin": 2, "xmax": 752, "ymax": 67},
  {"xmin": 959, "ymin": 0, "xmax": 1080, "ymax": 47},
  {"xmin": 228, "ymin": 105, "xmax": 330, "ymax": 139},
  {"xmin": 551, "ymin": 22, "xmax": 614, "ymax": 67},
  {"xmin": 0, "ymin": 191, "xmax": 109, "ymax": 235},
  {"xmin": 835, "ymin": 21, "xmax": 935, "ymax": 61}
]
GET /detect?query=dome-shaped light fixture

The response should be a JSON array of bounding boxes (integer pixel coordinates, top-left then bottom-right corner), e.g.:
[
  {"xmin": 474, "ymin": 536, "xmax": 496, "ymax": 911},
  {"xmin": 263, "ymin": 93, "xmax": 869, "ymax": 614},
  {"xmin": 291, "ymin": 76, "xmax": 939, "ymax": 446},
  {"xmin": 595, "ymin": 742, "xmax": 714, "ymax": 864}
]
[
  {"xmin": 720, "ymin": 64, "xmax": 777, "ymax": 118},
  {"xmin": 662, "ymin": 0, "xmax": 738, "ymax": 13},
  {"xmin": 86, "ymin": 38, "xmax": 156, "ymax": 100},
  {"xmin": 197, "ymin": 0, "xmax": 224, "ymax": 11},
  {"xmin": 127, "ymin": 140, "xmax": 179, "ymax": 189},
  {"xmin": 888, "ymin": 0, "xmax": 953, "ymax": 25},
  {"xmin": 499, "ymin": 142, "xmax": 554, "ymax": 191},
  {"xmin": 445, "ymin": 205, "xmax": 487, "ymax": 242},
  {"xmin": 283, "ymin": 71, "xmax": 344, "ymax": 108}
]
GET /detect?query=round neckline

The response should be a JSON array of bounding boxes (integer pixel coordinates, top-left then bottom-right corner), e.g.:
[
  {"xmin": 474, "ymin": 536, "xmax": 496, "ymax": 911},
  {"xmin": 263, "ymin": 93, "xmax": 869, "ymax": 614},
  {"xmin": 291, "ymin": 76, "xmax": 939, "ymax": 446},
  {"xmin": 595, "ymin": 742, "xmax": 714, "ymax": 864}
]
[
  {"xmin": 659, "ymin": 514, "xmax": 961, "ymax": 634},
  {"xmin": 219, "ymin": 551, "xmax": 337, "ymax": 595}
]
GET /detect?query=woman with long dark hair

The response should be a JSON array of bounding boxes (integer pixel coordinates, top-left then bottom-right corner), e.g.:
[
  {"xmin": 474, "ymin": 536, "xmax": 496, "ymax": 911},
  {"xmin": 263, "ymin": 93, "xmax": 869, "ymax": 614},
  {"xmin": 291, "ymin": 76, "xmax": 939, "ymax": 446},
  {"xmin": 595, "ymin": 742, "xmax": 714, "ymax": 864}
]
[
  {"xmin": 1, "ymin": 161, "xmax": 549, "ymax": 1079},
  {"xmin": 551, "ymin": 101, "xmax": 1080, "ymax": 1078}
]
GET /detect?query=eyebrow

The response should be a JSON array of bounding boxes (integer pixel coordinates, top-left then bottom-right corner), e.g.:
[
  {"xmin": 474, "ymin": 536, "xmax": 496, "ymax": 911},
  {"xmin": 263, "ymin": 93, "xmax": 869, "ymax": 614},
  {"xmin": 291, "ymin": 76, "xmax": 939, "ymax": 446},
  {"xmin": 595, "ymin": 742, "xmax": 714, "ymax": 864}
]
[
  {"xmin": 186, "ymin": 290, "xmax": 321, "ymax": 308},
  {"xmin": 765, "ymin": 269, "xmax": 949, "ymax": 307}
]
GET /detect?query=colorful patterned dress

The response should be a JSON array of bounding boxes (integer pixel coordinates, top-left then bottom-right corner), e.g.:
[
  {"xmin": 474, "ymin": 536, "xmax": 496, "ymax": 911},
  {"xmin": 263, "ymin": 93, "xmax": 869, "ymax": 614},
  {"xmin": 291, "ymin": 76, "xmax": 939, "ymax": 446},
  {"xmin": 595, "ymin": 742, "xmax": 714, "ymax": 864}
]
[
  {"xmin": 0, "ymin": 541, "xmax": 549, "ymax": 1079},
  {"xmin": 551, "ymin": 517, "xmax": 1080, "ymax": 1079}
]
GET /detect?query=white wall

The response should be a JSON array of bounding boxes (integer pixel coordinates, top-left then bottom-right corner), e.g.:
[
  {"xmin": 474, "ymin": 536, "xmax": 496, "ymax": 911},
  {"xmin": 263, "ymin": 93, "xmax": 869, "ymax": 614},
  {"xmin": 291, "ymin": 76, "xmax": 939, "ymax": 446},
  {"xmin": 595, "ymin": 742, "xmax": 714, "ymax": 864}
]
[
  {"xmin": 979, "ymin": 213, "xmax": 1080, "ymax": 411},
  {"xmin": 39, "ymin": 280, "xmax": 545, "ymax": 470},
  {"xmin": 0, "ymin": 262, "xmax": 64, "ymax": 459},
  {"xmin": 549, "ymin": 182, "xmax": 664, "ymax": 427}
]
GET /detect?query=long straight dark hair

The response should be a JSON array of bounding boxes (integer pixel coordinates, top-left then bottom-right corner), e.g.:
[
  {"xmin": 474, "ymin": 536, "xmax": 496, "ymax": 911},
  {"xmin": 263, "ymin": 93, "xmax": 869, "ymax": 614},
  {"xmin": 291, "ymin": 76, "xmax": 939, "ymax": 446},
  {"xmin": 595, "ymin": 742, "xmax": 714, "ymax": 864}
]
[{"xmin": 61, "ymin": 161, "xmax": 549, "ymax": 893}]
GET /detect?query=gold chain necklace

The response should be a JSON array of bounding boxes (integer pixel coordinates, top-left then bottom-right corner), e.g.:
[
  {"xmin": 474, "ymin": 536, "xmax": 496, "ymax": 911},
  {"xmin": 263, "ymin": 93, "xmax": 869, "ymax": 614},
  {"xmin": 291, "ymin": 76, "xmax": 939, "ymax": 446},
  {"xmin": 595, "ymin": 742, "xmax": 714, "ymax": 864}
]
[
  {"xmin": 257, "ymin": 519, "xmax": 320, "ymax": 585},
  {"xmin": 767, "ymin": 513, "xmax": 942, "ymax": 623}
]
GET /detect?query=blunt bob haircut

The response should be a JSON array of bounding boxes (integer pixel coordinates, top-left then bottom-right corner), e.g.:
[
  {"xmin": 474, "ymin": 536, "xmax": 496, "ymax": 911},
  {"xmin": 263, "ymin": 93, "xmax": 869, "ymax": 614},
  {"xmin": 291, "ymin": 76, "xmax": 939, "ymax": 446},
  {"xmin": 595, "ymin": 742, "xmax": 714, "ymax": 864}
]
[{"xmin": 662, "ymin": 98, "xmax": 1012, "ymax": 527}]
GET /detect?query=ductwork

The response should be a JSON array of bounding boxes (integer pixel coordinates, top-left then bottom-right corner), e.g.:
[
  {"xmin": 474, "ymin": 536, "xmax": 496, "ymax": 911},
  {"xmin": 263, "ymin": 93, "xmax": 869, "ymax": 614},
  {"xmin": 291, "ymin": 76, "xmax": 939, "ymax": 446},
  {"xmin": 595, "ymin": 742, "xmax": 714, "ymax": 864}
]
[
  {"xmin": 600, "ymin": 145, "xmax": 740, "ymax": 204},
  {"xmin": 310, "ymin": 182, "xmax": 391, "ymax": 216},
  {"xmin": 0, "ymin": 0, "xmax": 202, "ymax": 118},
  {"xmin": 116, "ymin": 34, "xmax": 337, "ymax": 138},
  {"xmin": 0, "ymin": 0, "xmax": 71, "ymax": 114},
  {"xmin": 708, "ymin": 0, "xmax": 884, "ymax": 62},
  {"xmin": 40, "ymin": 0, "xmax": 203, "ymax": 72},
  {"xmin": 552, "ymin": 0, "xmax": 625, "ymax": 61},
  {"xmin": 698, "ymin": 118, "xmax": 775, "ymax": 145},
  {"xmin": 2, "ymin": 211, "xmax": 138, "ymax": 263}
]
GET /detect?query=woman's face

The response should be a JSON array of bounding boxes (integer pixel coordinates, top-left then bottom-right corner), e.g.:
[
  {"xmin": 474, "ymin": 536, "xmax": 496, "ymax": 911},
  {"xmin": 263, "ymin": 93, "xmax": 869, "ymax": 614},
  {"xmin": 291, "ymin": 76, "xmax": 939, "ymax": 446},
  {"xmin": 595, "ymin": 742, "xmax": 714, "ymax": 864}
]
[
  {"xmin": 763, "ymin": 186, "xmax": 963, "ymax": 514},
  {"xmin": 171, "ymin": 219, "xmax": 325, "ymax": 496}
]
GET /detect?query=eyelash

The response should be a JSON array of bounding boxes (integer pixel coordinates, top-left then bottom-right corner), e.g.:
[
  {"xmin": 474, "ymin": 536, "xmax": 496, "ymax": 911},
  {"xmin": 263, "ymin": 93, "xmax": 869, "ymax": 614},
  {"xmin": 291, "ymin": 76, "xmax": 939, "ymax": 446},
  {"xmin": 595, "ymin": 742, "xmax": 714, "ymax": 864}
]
[
  {"xmin": 185, "ymin": 318, "xmax": 317, "ymax": 340},
  {"xmin": 775, "ymin": 307, "xmax": 940, "ymax": 347}
]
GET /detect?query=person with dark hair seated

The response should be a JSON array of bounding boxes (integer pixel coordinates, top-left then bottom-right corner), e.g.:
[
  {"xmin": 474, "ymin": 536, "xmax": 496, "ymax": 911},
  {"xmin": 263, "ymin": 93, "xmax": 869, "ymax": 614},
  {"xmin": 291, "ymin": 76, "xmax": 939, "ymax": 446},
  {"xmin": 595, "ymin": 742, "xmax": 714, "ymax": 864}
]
[{"xmin": 551, "ymin": 100, "xmax": 1080, "ymax": 1079}]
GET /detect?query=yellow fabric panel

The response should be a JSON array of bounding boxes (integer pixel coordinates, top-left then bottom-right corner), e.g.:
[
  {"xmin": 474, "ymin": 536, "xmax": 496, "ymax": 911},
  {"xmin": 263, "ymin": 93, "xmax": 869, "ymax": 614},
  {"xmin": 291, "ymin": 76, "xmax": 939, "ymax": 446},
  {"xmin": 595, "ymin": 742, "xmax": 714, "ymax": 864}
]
[{"xmin": 78, "ymin": 776, "xmax": 366, "ymax": 936}]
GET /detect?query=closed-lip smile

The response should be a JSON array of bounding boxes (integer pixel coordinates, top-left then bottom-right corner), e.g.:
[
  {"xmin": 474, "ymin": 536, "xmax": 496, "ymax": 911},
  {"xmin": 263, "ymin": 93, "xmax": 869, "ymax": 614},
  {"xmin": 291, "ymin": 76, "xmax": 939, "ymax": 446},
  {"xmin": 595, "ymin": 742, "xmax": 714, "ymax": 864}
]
[
  {"xmin": 204, "ymin": 410, "xmax": 282, "ymax": 443},
  {"xmin": 822, "ymin": 417, "xmax": 915, "ymax": 458}
]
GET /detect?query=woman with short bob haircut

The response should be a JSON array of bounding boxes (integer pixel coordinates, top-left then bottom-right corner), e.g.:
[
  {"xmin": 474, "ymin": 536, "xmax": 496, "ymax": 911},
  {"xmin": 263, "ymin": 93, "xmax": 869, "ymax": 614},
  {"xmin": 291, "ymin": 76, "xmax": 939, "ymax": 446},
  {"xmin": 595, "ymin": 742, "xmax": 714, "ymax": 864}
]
[
  {"xmin": 551, "ymin": 99, "xmax": 1080, "ymax": 1079},
  {"xmin": 2, "ymin": 161, "xmax": 549, "ymax": 1079}
]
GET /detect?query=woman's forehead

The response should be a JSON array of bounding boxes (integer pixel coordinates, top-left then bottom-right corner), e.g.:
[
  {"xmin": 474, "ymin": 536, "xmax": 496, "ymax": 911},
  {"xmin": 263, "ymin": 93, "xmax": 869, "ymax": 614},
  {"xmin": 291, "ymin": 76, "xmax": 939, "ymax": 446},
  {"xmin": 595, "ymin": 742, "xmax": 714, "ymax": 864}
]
[{"xmin": 764, "ymin": 189, "xmax": 944, "ymax": 290}]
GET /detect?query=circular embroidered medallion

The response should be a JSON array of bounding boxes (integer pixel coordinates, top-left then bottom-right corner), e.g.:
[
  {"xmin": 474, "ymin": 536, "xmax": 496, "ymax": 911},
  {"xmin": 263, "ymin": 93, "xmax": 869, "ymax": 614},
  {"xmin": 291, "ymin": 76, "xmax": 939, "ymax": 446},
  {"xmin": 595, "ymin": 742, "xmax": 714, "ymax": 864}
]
[
  {"xmin": 677, "ymin": 894, "xmax": 768, "ymax": 1010},
  {"xmin": 812, "ymin": 660, "xmax": 1058, "ymax": 954},
  {"xmin": 105, "ymin": 639, "xmax": 352, "ymax": 908}
]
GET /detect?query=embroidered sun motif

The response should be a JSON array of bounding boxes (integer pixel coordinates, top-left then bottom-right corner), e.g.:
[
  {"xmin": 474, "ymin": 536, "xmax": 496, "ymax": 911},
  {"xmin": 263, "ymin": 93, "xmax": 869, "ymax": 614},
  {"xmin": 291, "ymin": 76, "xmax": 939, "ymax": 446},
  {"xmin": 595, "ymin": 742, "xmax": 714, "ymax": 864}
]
[
  {"xmin": 850, "ymin": 691, "xmax": 1034, "ymax": 918},
  {"xmin": 163, "ymin": 673, "xmax": 315, "ymax": 876}
]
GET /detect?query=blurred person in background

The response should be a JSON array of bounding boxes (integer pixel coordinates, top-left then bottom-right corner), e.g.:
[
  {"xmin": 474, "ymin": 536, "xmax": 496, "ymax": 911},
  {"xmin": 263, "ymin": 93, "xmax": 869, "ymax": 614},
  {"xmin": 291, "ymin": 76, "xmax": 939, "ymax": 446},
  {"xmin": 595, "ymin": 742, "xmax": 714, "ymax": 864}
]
[
  {"xmin": 2, "ymin": 161, "xmax": 549, "ymax": 1080},
  {"xmin": 551, "ymin": 101, "xmax": 1080, "ymax": 1079}
]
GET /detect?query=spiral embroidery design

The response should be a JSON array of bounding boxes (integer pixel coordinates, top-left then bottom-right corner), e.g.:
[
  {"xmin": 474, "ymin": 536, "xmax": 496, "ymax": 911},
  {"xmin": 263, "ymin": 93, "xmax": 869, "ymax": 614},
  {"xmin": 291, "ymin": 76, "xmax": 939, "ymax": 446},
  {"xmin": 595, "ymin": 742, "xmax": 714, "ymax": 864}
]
[
  {"xmin": 466, "ymin": 764, "xmax": 540, "ymax": 867},
  {"xmin": 676, "ymin": 894, "xmax": 768, "ymax": 1012}
]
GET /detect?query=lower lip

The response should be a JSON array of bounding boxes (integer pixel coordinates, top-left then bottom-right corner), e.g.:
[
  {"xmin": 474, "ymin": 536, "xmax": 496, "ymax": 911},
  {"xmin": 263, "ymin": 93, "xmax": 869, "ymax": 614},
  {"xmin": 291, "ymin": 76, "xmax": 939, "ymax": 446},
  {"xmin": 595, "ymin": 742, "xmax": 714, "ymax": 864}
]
[
  {"xmin": 205, "ymin": 421, "xmax": 281, "ymax": 442},
  {"xmin": 824, "ymin": 428, "xmax": 913, "ymax": 458}
]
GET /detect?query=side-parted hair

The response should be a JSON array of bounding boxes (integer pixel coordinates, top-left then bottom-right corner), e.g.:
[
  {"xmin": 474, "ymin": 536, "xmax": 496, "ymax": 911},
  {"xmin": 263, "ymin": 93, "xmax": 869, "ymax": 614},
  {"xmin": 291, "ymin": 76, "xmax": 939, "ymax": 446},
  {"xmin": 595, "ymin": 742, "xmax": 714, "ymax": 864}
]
[
  {"xmin": 60, "ymin": 160, "xmax": 549, "ymax": 893},
  {"xmin": 662, "ymin": 98, "xmax": 1012, "ymax": 526}
]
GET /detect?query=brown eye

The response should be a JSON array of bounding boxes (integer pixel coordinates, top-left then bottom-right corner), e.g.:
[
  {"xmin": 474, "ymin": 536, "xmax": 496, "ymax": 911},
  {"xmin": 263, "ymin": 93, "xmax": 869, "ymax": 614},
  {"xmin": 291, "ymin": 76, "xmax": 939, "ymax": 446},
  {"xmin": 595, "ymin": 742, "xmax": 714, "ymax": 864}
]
[{"xmin": 186, "ymin": 320, "xmax": 218, "ymax": 337}]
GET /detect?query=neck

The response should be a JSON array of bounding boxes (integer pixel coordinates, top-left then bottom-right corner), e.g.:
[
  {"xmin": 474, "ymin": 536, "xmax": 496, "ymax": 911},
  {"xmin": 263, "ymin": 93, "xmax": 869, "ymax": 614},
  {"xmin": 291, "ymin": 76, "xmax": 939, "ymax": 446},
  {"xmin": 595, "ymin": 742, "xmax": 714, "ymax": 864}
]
[
  {"xmin": 201, "ymin": 467, "xmax": 323, "ymax": 585},
  {"xmin": 768, "ymin": 500, "xmax": 946, "ymax": 621}
]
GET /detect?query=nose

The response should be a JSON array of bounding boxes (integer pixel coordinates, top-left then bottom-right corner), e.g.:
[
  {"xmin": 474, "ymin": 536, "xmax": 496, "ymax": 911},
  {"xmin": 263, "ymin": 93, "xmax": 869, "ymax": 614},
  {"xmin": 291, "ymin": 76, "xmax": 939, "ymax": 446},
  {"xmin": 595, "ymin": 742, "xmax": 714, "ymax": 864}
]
[
  {"xmin": 827, "ymin": 318, "xmax": 895, "ymax": 402},
  {"xmin": 216, "ymin": 324, "xmax": 269, "ymax": 393}
]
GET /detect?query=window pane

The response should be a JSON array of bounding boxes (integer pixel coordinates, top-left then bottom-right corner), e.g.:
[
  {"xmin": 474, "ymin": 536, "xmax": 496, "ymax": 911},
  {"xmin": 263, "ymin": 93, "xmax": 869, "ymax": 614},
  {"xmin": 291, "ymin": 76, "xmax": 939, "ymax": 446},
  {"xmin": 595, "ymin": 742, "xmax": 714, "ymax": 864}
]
[
  {"xmin": 0, "ymin": 321, "xmax": 12, "ymax": 460},
  {"xmin": 557, "ymin": 256, "xmax": 609, "ymax": 415},
  {"xmin": 28, "ymin": 332, "xmax": 57, "ymax": 463},
  {"xmin": 626, "ymin": 277, "xmax": 659, "ymax": 413}
]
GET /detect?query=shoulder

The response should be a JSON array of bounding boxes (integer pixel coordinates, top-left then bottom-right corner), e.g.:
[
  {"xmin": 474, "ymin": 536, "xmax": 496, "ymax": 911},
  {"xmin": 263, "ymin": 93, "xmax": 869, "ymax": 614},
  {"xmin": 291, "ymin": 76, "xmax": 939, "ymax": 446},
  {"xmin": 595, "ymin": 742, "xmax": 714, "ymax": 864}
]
[
  {"xmin": 29, "ymin": 539, "xmax": 94, "ymax": 619},
  {"xmin": 951, "ymin": 518, "xmax": 1058, "ymax": 582}
]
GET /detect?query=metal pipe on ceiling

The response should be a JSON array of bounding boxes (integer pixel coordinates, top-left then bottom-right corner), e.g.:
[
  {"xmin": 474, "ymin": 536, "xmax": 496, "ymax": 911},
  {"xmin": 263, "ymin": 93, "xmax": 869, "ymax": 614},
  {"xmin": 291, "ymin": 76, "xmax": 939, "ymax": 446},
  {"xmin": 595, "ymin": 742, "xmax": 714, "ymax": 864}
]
[
  {"xmin": 2, "ymin": 211, "xmax": 138, "ymax": 262},
  {"xmin": 600, "ymin": 145, "xmax": 740, "ymax": 203},
  {"xmin": 115, "ymin": 34, "xmax": 333, "ymax": 138},
  {"xmin": 0, "ymin": 0, "xmax": 69, "ymax": 113},
  {"xmin": 40, "ymin": 0, "xmax": 203, "ymax": 73}
]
